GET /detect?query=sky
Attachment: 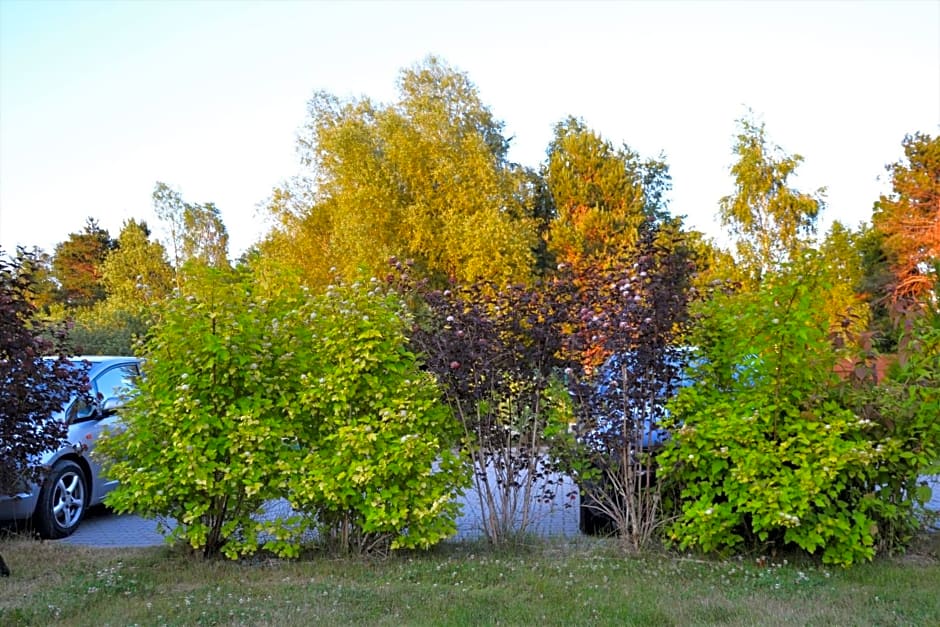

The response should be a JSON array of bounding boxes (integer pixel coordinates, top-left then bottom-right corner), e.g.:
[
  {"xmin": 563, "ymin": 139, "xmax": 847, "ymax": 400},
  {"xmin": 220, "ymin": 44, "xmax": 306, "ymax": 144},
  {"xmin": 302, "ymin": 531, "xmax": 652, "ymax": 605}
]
[{"xmin": 1, "ymin": 0, "xmax": 938, "ymax": 259}]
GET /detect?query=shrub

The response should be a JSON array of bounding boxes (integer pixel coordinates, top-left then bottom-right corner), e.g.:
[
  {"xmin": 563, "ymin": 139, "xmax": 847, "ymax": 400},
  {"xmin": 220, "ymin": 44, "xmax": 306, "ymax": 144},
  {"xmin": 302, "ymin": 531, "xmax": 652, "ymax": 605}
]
[
  {"xmin": 283, "ymin": 279, "xmax": 468, "ymax": 553},
  {"xmin": 1, "ymin": 248, "xmax": 88, "ymax": 494},
  {"xmin": 393, "ymin": 260, "xmax": 576, "ymax": 544},
  {"xmin": 1, "ymin": 248, "xmax": 88, "ymax": 577},
  {"xmin": 562, "ymin": 222, "xmax": 696, "ymax": 550},
  {"xmin": 660, "ymin": 255, "xmax": 901, "ymax": 566},
  {"xmin": 835, "ymin": 300, "xmax": 940, "ymax": 553},
  {"xmin": 98, "ymin": 269, "xmax": 467, "ymax": 558},
  {"xmin": 62, "ymin": 301, "xmax": 148, "ymax": 355}
]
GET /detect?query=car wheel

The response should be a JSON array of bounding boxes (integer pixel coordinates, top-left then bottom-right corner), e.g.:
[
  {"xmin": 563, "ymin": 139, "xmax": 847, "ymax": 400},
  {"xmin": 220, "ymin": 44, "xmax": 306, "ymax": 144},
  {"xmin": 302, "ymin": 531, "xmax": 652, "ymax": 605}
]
[{"xmin": 34, "ymin": 460, "xmax": 88, "ymax": 539}]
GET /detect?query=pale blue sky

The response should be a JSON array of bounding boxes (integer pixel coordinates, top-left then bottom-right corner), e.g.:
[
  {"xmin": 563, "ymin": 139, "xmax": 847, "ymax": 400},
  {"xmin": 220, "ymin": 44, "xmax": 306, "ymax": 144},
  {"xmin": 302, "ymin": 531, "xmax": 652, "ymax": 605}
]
[{"xmin": 1, "ymin": 0, "xmax": 938, "ymax": 258}]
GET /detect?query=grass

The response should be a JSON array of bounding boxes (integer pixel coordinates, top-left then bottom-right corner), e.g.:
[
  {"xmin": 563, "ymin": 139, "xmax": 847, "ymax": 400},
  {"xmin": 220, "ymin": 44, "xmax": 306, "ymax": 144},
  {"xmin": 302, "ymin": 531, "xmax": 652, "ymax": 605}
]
[{"xmin": 1, "ymin": 532, "xmax": 939, "ymax": 626}]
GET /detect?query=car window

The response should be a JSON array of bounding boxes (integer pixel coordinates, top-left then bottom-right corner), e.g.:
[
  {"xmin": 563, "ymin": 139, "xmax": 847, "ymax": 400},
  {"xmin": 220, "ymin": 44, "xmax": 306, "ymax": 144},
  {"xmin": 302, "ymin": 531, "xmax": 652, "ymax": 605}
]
[
  {"xmin": 69, "ymin": 363, "xmax": 139, "ymax": 422},
  {"xmin": 93, "ymin": 364, "xmax": 140, "ymax": 404}
]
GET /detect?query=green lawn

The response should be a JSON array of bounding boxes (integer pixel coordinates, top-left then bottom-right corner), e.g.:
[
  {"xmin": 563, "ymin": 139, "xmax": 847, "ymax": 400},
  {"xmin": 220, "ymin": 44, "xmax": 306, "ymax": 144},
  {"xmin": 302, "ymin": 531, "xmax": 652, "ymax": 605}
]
[{"xmin": 2, "ymin": 534, "xmax": 939, "ymax": 626}]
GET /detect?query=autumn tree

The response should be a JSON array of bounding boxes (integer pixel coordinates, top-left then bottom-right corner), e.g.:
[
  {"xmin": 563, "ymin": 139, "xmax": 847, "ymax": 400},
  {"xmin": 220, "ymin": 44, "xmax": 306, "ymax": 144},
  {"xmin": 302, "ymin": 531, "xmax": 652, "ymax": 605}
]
[
  {"xmin": 51, "ymin": 217, "xmax": 116, "ymax": 308},
  {"xmin": 719, "ymin": 116, "xmax": 824, "ymax": 288},
  {"xmin": 8, "ymin": 246, "xmax": 58, "ymax": 312},
  {"xmin": 873, "ymin": 132, "xmax": 940, "ymax": 304},
  {"xmin": 260, "ymin": 56, "xmax": 538, "ymax": 290},
  {"xmin": 544, "ymin": 116, "xmax": 670, "ymax": 269},
  {"xmin": 62, "ymin": 220, "xmax": 176, "ymax": 355}
]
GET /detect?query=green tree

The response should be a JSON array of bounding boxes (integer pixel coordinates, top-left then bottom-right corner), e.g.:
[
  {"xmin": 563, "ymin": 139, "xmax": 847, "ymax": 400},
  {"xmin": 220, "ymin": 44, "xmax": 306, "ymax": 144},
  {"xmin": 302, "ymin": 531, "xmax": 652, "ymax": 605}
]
[
  {"xmin": 855, "ymin": 224, "xmax": 898, "ymax": 352},
  {"xmin": 872, "ymin": 132, "xmax": 940, "ymax": 303},
  {"xmin": 718, "ymin": 116, "xmax": 824, "ymax": 287},
  {"xmin": 101, "ymin": 219, "xmax": 175, "ymax": 310},
  {"xmin": 817, "ymin": 221, "xmax": 871, "ymax": 343},
  {"xmin": 152, "ymin": 182, "xmax": 230, "ymax": 281},
  {"xmin": 51, "ymin": 217, "xmax": 116, "ymax": 308},
  {"xmin": 262, "ymin": 56, "xmax": 538, "ymax": 289},
  {"xmin": 181, "ymin": 202, "xmax": 230, "ymax": 270}
]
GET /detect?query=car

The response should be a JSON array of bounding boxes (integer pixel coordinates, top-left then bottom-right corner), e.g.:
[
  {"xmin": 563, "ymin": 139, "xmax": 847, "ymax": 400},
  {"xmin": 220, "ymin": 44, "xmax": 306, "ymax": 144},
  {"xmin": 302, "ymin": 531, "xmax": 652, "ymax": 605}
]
[{"xmin": 0, "ymin": 356, "xmax": 141, "ymax": 538}]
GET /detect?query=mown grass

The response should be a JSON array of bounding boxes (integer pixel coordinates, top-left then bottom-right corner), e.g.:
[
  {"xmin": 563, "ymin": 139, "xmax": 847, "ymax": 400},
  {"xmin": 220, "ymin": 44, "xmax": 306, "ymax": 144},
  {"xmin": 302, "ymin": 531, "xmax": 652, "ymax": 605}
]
[{"xmin": 1, "ymin": 532, "xmax": 939, "ymax": 626}]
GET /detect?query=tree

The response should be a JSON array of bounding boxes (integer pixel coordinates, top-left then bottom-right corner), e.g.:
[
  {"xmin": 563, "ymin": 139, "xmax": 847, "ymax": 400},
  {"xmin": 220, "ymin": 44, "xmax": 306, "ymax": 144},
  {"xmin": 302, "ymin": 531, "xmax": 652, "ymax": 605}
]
[
  {"xmin": 718, "ymin": 115, "xmax": 824, "ymax": 287},
  {"xmin": 544, "ymin": 117, "xmax": 670, "ymax": 268},
  {"xmin": 817, "ymin": 221, "xmax": 871, "ymax": 344},
  {"xmin": 152, "ymin": 182, "xmax": 185, "ymax": 276},
  {"xmin": 262, "ymin": 56, "xmax": 538, "ymax": 290},
  {"xmin": 51, "ymin": 218, "xmax": 116, "ymax": 308},
  {"xmin": 873, "ymin": 132, "xmax": 940, "ymax": 303},
  {"xmin": 152, "ymin": 182, "xmax": 230, "ymax": 283},
  {"xmin": 101, "ymin": 219, "xmax": 175, "ymax": 310},
  {"xmin": 181, "ymin": 202, "xmax": 230, "ymax": 270},
  {"xmin": 855, "ymin": 224, "xmax": 899, "ymax": 352},
  {"xmin": 52, "ymin": 220, "xmax": 176, "ymax": 355},
  {"xmin": 1, "ymin": 248, "xmax": 89, "ymax": 574},
  {"xmin": 10, "ymin": 247, "xmax": 58, "ymax": 313}
]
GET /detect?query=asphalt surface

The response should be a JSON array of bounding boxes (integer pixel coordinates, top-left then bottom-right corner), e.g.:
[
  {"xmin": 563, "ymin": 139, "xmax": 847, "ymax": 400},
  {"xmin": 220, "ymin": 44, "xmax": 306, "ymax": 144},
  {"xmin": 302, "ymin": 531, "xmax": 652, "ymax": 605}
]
[
  {"xmin": 42, "ymin": 474, "xmax": 940, "ymax": 548},
  {"xmin": 54, "ymin": 470, "xmax": 582, "ymax": 548}
]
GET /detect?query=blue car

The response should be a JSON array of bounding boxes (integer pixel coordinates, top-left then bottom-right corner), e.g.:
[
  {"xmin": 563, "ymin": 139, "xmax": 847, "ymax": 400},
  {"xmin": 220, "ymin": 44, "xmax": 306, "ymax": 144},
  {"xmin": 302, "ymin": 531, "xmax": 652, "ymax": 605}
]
[{"xmin": 0, "ymin": 356, "xmax": 141, "ymax": 538}]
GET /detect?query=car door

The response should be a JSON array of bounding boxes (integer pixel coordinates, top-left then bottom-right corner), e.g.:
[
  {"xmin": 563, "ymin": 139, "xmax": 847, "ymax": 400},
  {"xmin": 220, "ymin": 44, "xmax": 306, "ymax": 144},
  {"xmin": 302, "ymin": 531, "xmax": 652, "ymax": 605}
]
[{"xmin": 67, "ymin": 361, "xmax": 140, "ymax": 503}]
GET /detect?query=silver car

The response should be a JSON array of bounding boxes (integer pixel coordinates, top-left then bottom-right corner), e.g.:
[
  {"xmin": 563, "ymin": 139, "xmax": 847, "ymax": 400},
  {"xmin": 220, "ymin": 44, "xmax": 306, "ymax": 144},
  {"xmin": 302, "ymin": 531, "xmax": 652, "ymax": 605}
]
[{"xmin": 0, "ymin": 356, "xmax": 141, "ymax": 538}]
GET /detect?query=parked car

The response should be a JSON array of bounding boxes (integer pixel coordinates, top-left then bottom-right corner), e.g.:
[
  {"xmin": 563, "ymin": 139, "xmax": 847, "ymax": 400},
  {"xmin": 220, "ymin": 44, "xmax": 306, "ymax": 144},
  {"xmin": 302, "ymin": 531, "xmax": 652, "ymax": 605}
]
[{"xmin": 0, "ymin": 356, "xmax": 141, "ymax": 538}]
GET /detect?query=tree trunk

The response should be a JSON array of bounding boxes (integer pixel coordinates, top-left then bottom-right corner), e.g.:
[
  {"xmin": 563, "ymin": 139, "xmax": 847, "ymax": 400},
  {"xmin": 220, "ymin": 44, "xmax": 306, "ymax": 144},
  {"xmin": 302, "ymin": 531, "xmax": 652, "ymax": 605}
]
[{"xmin": 0, "ymin": 552, "xmax": 10, "ymax": 577}]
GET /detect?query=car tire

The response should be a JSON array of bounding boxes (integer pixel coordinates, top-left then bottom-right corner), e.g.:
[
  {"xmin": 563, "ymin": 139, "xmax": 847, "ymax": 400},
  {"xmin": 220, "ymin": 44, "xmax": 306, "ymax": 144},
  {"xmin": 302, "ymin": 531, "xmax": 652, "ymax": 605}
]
[{"xmin": 34, "ymin": 460, "xmax": 88, "ymax": 539}]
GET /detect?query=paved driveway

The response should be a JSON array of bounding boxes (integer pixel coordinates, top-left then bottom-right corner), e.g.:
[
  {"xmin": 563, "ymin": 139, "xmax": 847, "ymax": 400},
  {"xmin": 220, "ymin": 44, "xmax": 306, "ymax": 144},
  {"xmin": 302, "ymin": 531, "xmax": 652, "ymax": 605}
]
[
  {"xmin": 56, "ymin": 474, "xmax": 940, "ymax": 548},
  {"xmin": 60, "ymin": 505, "xmax": 172, "ymax": 547},
  {"xmin": 59, "ymin": 469, "xmax": 581, "ymax": 548}
]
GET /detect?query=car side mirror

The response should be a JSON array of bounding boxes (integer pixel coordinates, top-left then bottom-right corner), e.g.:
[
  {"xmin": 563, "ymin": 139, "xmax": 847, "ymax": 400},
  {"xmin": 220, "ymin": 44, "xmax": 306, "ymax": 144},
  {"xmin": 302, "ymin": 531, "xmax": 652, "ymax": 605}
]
[
  {"xmin": 101, "ymin": 397, "xmax": 124, "ymax": 414},
  {"xmin": 72, "ymin": 397, "xmax": 97, "ymax": 422}
]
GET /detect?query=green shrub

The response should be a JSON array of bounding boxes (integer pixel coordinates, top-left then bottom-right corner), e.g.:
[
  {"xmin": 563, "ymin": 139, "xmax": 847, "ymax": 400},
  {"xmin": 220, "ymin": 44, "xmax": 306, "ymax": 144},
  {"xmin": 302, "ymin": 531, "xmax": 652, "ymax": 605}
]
[
  {"xmin": 660, "ymin": 258, "xmax": 887, "ymax": 566},
  {"xmin": 98, "ymin": 270, "xmax": 467, "ymax": 558},
  {"xmin": 836, "ymin": 301, "xmax": 940, "ymax": 552},
  {"xmin": 283, "ymin": 279, "xmax": 468, "ymax": 553}
]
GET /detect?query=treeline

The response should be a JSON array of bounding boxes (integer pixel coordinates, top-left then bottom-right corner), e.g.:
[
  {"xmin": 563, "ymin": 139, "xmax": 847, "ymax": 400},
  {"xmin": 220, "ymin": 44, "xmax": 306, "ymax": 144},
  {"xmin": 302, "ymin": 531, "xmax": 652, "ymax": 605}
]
[
  {"xmin": 11, "ymin": 58, "xmax": 935, "ymax": 357},
  {"xmin": 3, "ymin": 57, "xmax": 938, "ymax": 564}
]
